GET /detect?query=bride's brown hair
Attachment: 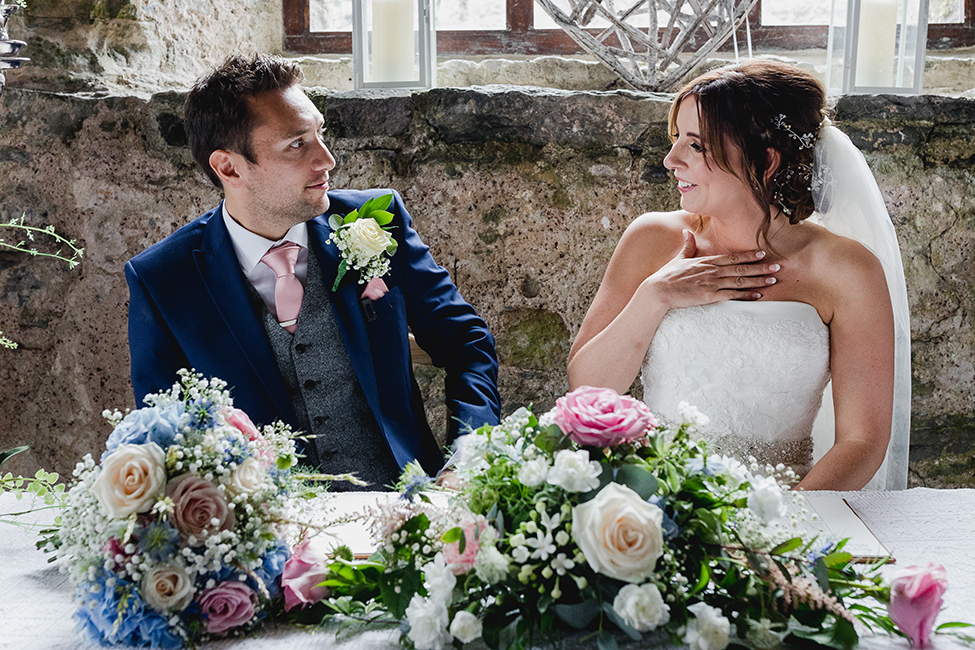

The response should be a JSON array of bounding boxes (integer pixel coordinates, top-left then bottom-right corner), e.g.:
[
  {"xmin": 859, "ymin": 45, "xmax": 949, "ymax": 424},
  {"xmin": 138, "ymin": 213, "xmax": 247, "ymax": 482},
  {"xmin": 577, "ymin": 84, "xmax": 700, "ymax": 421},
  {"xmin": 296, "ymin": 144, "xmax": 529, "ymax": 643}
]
[{"xmin": 668, "ymin": 60, "xmax": 828, "ymax": 246}]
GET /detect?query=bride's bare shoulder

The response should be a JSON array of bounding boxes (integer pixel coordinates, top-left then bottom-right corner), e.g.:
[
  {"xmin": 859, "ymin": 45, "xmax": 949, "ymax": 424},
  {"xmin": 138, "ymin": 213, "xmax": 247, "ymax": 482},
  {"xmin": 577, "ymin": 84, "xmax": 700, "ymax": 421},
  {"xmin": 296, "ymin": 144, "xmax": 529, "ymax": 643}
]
[
  {"xmin": 799, "ymin": 221, "xmax": 888, "ymax": 300},
  {"xmin": 621, "ymin": 210, "xmax": 692, "ymax": 247}
]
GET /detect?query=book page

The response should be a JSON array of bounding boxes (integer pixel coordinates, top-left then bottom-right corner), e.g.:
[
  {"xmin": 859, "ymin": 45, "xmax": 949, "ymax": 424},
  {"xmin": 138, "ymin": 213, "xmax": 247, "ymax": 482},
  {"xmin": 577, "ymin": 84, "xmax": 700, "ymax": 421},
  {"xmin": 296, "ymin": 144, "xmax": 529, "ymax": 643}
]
[{"xmin": 790, "ymin": 494, "xmax": 893, "ymax": 563}]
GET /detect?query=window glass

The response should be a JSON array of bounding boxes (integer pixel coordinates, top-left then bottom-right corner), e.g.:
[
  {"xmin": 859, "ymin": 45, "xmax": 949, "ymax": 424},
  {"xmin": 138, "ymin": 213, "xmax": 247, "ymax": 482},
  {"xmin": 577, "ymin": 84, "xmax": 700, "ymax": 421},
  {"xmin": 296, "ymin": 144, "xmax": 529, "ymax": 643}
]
[
  {"xmin": 309, "ymin": 0, "xmax": 507, "ymax": 32},
  {"xmin": 929, "ymin": 0, "xmax": 964, "ymax": 22},
  {"xmin": 436, "ymin": 0, "xmax": 506, "ymax": 30},
  {"xmin": 761, "ymin": 0, "xmax": 831, "ymax": 25}
]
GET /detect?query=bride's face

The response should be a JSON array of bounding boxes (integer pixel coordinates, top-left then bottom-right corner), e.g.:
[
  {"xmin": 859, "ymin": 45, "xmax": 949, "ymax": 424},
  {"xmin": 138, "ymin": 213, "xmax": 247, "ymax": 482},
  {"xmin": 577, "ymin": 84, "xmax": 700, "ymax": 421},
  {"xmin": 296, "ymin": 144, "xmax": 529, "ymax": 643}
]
[{"xmin": 664, "ymin": 97, "xmax": 757, "ymax": 219}]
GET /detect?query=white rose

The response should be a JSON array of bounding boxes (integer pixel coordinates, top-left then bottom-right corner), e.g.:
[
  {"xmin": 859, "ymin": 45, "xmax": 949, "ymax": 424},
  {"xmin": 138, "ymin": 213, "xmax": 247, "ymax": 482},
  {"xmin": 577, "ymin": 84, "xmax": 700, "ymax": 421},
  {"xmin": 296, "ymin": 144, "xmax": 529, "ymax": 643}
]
[
  {"xmin": 747, "ymin": 475, "xmax": 786, "ymax": 524},
  {"xmin": 346, "ymin": 218, "xmax": 393, "ymax": 259},
  {"xmin": 546, "ymin": 449, "xmax": 602, "ymax": 493},
  {"xmin": 91, "ymin": 442, "xmax": 167, "ymax": 518},
  {"xmin": 473, "ymin": 545, "xmax": 510, "ymax": 584},
  {"xmin": 406, "ymin": 594, "xmax": 451, "ymax": 650},
  {"xmin": 142, "ymin": 564, "xmax": 194, "ymax": 612},
  {"xmin": 718, "ymin": 456, "xmax": 750, "ymax": 491},
  {"xmin": 684, "ymin": 602, "xmax": 730, "ymax": 650},
  {"xmin": 449, "ymin": 611, "xmax": 483, "ymax": 643},
  {"xmin": 613, "ymin": 583, "xmax": 670, "ymax": 632},
  {"xmin": 422, "ymin": 553, "xmax": 456, "ymax": 605},
  {"xmin": 571, "ymin": 482, "xmax": 664, "ymax": 583},
  {"xmin": 228, "ymin": 457, "xmax": 265, "ymax": 495},
  {"xmin": 518, "ymin": 457, "xmax": 550, "ymax": 487}
]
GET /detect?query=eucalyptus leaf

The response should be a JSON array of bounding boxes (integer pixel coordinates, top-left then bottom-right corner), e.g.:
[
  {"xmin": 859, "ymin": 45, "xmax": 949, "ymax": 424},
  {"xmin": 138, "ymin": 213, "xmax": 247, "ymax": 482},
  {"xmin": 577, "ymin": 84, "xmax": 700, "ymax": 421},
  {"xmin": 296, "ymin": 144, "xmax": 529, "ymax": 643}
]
[
  {"xmin": 596, "ymin": 630, "xmax": 620, "ymax": 650},
  {"xmin": 602, "ymin": 602, "xmax": 641, "ymax": 640},
  {"xmin": 386, "ymin": 239, "xmax": 398, "ymax": 254},
  {"xmin": 328, "ymin": 215, "xmax": 343, "ymax": 231},
  {"xmin": 615, "ymin": 464, "xmax": 658, "ymax": 499},
  {"xmin": 552, "ymin": 599, "xmax": 600, "ymax": 629},
  {"xmin": 534, "ymin": 424, "xmax": 569, "ymax": 454}
]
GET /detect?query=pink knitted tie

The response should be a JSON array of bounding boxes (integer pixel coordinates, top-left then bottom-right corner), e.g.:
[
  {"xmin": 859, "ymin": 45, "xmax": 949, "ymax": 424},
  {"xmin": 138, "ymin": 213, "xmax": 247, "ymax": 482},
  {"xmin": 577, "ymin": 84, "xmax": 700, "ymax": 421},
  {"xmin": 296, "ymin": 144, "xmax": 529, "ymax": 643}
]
[{"xmin": 260, "ymin": 242, "xmax": 303, "ymax": 334}]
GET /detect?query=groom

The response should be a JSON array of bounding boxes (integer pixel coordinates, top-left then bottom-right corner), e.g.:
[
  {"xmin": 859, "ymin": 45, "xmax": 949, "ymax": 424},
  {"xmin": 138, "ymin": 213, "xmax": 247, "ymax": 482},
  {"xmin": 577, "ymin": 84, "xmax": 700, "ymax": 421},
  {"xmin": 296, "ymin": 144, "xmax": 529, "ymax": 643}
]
[{"xmin": 125, "ymin": 53, "xmax": 501, "ymax": 487}]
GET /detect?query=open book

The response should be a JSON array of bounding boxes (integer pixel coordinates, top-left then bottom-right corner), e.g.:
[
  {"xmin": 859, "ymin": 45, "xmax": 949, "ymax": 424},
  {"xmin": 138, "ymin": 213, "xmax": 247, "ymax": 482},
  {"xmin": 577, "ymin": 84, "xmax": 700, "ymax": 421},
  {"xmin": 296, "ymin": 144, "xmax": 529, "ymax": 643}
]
[{"xmin": 791, "ymin": 494, "xmax": 893, "ymax": 563}]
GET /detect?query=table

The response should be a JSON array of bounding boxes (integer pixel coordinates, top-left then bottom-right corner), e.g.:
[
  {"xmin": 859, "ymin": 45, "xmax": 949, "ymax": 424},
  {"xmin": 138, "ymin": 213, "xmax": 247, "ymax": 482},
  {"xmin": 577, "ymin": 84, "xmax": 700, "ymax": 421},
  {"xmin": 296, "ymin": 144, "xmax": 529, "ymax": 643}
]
[{"xmin": 2, "ymin": 488, "xmax": 973, "ymax": 650}]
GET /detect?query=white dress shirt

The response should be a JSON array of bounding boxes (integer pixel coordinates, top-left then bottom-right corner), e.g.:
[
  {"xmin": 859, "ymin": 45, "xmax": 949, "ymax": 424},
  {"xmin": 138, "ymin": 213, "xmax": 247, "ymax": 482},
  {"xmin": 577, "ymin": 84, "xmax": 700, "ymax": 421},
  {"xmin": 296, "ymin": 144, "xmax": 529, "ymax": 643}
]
[{"xmin": 222, "ymin": 202, "xmax": 309, "ymax": 321}]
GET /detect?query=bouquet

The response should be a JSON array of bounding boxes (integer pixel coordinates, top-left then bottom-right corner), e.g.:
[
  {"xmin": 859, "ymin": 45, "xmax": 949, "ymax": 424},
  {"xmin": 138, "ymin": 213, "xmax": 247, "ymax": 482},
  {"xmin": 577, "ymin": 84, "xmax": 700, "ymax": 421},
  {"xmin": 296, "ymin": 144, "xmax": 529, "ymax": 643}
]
[
  {"xmin": 325, "ymin": 192, "xmax": 397, "ymax": 291},
  {"xmin": 57, "ymin": 370, "xmax": 317, "ymax": 648},
  {"xmin": 311, "ymin": 386, "xmax": 963, "ymax": 650}
]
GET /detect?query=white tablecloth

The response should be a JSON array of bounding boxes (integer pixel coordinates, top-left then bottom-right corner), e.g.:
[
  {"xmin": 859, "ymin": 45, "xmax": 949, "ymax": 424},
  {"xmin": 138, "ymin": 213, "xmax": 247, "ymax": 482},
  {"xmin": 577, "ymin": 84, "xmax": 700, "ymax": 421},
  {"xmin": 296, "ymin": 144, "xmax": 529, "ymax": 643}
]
[{"xmin": 2, "ymin": 488, "xmax": 973, "ymax": 650}]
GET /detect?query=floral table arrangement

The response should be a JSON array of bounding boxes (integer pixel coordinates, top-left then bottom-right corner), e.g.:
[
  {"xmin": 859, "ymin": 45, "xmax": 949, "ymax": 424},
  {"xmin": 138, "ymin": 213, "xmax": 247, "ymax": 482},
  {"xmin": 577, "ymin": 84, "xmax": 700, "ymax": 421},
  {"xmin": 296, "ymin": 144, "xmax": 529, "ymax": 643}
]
[
  {"xmin": 53, "ymin": 370, "xmax": 339, "ymax": 648},
  {"xmin": 293, "ymin": 386, "xmax": 967, "ymax": 650}
]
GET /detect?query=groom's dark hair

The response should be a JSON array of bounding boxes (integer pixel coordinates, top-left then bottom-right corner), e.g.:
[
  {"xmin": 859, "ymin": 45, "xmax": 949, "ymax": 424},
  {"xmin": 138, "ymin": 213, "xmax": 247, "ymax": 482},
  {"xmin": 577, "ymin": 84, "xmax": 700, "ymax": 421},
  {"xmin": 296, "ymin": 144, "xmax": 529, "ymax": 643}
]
[{"xmin": 184, "ymin": 53, "xmax": 305, "ymax": 188}]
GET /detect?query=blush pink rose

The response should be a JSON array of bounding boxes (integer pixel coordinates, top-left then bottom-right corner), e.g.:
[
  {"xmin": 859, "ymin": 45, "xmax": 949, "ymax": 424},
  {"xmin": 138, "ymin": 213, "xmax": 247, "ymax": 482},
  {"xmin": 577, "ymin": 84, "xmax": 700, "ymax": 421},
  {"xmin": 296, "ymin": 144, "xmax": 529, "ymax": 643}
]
[
  {"xmin": 224, "ymin": 408, "xmax": 261, "ymax": 441},
  {"xmin": 554, "ymin": 386, "xmax": 658, "ymax": 447},
  {"xmin": 282, "ymin": 538, "xmax": 331, "ymax": 611},
  {"xmin": 197, "ymin": 581, "xmax": 258, "ymax": 634},
  {"xmin": 888, "ymin": 563, "xmax": 948, "ymax": 647},
  {"xmin": 167, "ymin": 473, "xmax": 235, "ymax": 541},
  {"xmin": 443, "ymin": 517, "xmax": 485, "ymax": 575}
]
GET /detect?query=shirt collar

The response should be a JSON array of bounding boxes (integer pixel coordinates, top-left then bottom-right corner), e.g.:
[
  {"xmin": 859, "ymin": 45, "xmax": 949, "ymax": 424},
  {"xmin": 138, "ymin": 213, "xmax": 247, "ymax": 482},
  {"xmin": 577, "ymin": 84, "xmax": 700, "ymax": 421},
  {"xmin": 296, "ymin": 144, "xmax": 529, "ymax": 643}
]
[{"xmin": 221, "ymin": 201, "xmax": 309, "ymax": 275}]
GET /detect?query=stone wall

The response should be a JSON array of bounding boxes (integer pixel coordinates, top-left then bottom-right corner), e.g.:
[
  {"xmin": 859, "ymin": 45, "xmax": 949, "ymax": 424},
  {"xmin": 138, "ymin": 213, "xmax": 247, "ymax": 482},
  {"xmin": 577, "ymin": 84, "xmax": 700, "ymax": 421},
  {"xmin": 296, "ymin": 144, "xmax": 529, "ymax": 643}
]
[{"xmin": 1, "ymin": 86, "xmax": 973, "ymax": 486}]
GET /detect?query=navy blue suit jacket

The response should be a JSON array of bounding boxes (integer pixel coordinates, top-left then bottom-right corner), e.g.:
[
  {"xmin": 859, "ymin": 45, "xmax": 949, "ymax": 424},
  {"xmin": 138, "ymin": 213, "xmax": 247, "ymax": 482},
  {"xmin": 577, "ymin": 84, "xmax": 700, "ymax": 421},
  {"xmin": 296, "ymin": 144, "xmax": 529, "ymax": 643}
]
[{"xmin": 126, "ymin": 189, "xmax": 501, "ymax": 475}]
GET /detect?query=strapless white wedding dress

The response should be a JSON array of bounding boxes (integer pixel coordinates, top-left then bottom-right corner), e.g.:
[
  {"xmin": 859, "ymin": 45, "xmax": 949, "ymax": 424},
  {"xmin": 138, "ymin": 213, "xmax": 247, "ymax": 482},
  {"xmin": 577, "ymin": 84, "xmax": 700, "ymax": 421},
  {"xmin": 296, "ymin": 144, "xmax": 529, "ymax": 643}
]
[{"xmin": 642, "ymin": 301, "xmax": 830, "ymax": 478}]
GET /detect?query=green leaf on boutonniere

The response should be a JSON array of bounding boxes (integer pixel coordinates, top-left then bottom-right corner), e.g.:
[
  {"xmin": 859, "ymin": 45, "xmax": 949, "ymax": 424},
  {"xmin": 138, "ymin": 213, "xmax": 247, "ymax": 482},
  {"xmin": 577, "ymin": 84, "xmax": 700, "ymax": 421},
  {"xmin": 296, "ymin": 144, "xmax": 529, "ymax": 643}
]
[
  {"xmin": 343, "ymin": 210, "xmax": 359, "ymax": 225},
  {"xmin": 358, "ymin": 193, "xmax": 394, "ymax": 220},
  {"xmin": 385, "ymin": 239, "xmax": 398, "ymax": 254},
  {"xmin": 332, "ymin": 258, "xmax": 349, "ymax": 292},
  {"xmin": 373, "ymin": 210, "xmax": 394, "ymax": 227},
  {"xmin": 328, "ymin": 214, "xmax": 344, "ymax": 231}
]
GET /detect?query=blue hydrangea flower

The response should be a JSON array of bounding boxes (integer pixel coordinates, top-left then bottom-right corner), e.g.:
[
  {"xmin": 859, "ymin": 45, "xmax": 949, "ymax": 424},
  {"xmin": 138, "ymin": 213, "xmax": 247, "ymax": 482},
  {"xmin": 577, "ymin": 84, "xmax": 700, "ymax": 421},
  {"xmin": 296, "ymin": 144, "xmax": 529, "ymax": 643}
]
[
  {"xmin": 73, "ymin": 572, "xmax": 179, "ymax": 647},
  {"xmin": 253, "ymin": 541, "xmax": 291, "ymax": 600},
  {"xmin": 137, "ymin": 521, "xmax": 181, "ymax": 563},
  {"xmin": 686, "ymin": 457, "xmax": 725, "ymax": 477},
  {"xmin": 647, "ymin": 495, "xmax": 680, "ymax": 542},
  {"xmin": 103, "ymin": 402, "xmax": 187, "ymax": 460}
]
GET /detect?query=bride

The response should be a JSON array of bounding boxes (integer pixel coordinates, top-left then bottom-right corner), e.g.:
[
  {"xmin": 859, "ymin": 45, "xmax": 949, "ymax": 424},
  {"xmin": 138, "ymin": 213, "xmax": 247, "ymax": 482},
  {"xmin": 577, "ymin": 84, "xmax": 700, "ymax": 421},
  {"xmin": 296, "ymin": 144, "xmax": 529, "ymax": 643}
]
[{"xmin": 567, "ymin": 61, "xmax": 910, "ymax": 491}]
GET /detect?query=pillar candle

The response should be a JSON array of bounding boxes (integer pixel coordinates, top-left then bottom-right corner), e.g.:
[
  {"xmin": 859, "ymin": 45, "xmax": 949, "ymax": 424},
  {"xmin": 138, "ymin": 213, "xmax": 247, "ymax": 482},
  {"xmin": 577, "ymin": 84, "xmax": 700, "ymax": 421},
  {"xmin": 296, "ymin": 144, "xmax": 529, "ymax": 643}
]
[
  {"xmin": 370, "ymin": 0, "xmax": 416, "ymax": 83},
  {"xmin": 855, "ymin": 0, "xmax": 899, "ymax": 87}
]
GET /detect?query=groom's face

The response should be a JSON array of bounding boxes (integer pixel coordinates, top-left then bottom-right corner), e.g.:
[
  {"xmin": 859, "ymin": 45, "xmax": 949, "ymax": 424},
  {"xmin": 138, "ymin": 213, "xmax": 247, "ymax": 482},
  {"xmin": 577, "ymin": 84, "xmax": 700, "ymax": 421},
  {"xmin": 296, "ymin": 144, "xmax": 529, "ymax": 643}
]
[{"xmin": 238, "ymin": 85, "xmax": 336, "ymax": 234}]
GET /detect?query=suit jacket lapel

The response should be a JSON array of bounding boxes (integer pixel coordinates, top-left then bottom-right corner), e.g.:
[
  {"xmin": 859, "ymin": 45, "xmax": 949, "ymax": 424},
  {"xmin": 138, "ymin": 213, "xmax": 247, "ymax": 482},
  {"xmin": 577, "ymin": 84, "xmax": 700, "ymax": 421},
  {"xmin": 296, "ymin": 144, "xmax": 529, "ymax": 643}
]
[
  {"xmin": 193, "ymin": 209, "xmax": 296, "ymax": 422},
  {"xmin": 307, "ymin": 217, "xmax": 384, "ymax": 425}
]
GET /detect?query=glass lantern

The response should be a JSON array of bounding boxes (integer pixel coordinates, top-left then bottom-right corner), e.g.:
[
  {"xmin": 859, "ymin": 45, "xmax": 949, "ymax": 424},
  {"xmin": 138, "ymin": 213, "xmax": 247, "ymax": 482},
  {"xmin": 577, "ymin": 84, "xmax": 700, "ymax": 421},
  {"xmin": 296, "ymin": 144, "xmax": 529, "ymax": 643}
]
[{"xmin": 352, "ymin": 0, "xmax": 436, "ymax": 89}]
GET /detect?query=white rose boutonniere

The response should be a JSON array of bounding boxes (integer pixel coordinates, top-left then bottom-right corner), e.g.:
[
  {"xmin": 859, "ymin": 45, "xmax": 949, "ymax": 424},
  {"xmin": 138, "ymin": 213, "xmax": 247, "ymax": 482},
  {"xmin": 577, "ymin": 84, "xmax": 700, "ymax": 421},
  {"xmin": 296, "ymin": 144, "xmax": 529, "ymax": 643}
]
[{"xmin": 326, "ymin": 192, "xmax": 398, "ymax": 291}]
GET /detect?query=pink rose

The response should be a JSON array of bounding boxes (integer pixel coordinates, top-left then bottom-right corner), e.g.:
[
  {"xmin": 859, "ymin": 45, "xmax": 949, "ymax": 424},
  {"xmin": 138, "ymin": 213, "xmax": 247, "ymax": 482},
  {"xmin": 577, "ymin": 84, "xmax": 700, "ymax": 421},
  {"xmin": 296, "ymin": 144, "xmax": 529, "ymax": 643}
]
[
  {"xmin": 224, "ymin": 408, "xmax": 261, "ymax": 441},
  {"xmin": 167, "ymin": 473, "xmax": 235, "ymax": 541},
  {"xmin": 554, "ymin": 386, "xmax": 658, "ymax": 447},
  {"xmin": 443, "ymin": 517, "xmax": 485, "ymax": 575},
  {"xmin": 282, "ymin": 538, "xmax": 331, "ymax": 611},
  {"xmin": 888, "ymin": 564, "xmax": 948, "ymax": 647},
  {"xmin": 197, "ymin": 581, "xmax": 258, "ymax": 634}
]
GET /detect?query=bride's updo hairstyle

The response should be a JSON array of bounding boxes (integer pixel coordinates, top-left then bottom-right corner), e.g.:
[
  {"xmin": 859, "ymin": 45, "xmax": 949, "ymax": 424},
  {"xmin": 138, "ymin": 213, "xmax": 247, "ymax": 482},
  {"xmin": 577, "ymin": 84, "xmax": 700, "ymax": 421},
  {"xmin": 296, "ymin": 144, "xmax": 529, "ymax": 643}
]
[{"xmin": 668, "ymin": 60, "xmax": 828, "ymax": 241}]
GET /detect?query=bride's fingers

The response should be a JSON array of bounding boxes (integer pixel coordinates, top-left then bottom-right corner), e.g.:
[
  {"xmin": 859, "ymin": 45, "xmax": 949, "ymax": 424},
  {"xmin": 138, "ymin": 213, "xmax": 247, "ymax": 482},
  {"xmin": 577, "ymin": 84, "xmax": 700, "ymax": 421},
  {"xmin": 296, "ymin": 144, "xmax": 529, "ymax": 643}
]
[
  {"xmin": 711, "ymin": 249, "xmax": 768, "ymax": 267},
  {"xmin": 717, "ymin": 262, "xmax": 780, "ymax": 279}
]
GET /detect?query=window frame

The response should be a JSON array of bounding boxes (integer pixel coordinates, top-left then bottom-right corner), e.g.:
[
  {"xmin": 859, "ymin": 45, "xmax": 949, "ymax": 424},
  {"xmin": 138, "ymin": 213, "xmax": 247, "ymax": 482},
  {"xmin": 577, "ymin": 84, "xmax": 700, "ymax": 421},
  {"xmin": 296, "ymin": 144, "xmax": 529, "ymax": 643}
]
[{"xmin": 283, "ymin": 0, "xmax": 975, "ymax": 55}]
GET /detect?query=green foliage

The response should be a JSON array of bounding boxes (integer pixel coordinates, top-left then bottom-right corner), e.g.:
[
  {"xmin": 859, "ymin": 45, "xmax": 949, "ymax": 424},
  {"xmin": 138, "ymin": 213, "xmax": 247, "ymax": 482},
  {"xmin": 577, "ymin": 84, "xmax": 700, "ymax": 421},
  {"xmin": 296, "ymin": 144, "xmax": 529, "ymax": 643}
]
[
  {"xmin": 0, "ymin": 215, "xmax": 84, "ymax": 269},
  {"xmin": 1, "ymin": 446, "xmax": 66, "ymax": 540}
]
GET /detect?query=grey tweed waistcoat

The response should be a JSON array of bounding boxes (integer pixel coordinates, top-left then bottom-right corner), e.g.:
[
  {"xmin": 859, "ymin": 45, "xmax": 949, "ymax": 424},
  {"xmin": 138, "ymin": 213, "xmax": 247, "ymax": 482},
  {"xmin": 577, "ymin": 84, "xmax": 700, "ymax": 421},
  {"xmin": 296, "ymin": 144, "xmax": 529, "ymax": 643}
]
[{"xmin": 252, "ymin": 245, "xmax": 401, "ymax": 492}]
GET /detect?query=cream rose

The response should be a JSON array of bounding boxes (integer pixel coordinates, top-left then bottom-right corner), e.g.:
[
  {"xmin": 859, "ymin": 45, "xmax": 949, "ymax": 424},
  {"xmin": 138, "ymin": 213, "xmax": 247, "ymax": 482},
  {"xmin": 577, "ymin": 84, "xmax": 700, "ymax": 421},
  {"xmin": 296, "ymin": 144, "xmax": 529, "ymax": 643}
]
[
  {"xmin": 142, "ymin": 564, "xmax": 194, "ymax": 612},
  {"xmin": 613, "ymin": 583, "xmax": 670, "ymax": 631},
  {"xmin": 227, "ymin": 457, "xmax": 265, "ymax": 496},
  {"xmin": 91, "ymin": 442, "xmax": 167, "ymax": 518},
  {"xmin": 347, "ymin": 218, "xmax": 393, "ymax": 259},
  {"xmin": 571, "ymin": 482, "xmax": 664, "ymax": 583}
]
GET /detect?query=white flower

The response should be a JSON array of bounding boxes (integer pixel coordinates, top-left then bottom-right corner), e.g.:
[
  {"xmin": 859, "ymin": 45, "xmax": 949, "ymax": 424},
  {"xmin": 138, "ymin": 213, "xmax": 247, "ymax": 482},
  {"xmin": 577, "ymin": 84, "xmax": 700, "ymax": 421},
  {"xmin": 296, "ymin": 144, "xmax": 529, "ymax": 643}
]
[
  {"xmin": 346, "ymin": 217, "xmax": 393, "ymax": 259},
  {"xmin": 571, "ymin": 483, "xmax": 664, "ymax": 583},
  {"xmin": 613, "ymin": 583, "xmax": 670, "ymax": 632},
  {"xmin": 526, "ymin": 529, "xmax": 556, "ymax": 561},
  {"xmin": 406, "ymin": 594, "xmax": 451, "ymax": 650},
  {"xmin": 142, "ymin": 564, "xmax": 194, "ymax": 612},
  {"xmin": 678, "ymin": 401, "xmax": 710, "ymax": 428},
  {"xmin": 422, "ymin": 553, "xmax": 456, "ymax": 605},
  {"xmin": 473, "ymin": 545, "xmax": 509, "ymax": 584},
  {"xmin": 684, "ymin": 602, "xmax": 730, "ymax": 650},
  {"xmin": 718, "ymin": 456, "xmax": 750, "ymax": 491},
  {"xmin": 517, "ymin": 457, "xmax": 550, "ymax": 487},
  {"xmin": 747, "ymin": 475, "xmax": 787, "ymax": 524},
  {"xmin": 449, "ymin": 611, "xmax": 483, "ymax": 643},
  {"xmin": 550, "ymin": 553, "xmax": 575, "ymax": 576},
  {"xmin": 546, "ymin": 449, "xmax": 602, "ymax": 493},
  {"xmin": 227, "ymin": 457, "xmax": 265, "ymax": 495},
  {"xmin": 91, "ymin": 442, "xmax": 167, "ymax": 518}
]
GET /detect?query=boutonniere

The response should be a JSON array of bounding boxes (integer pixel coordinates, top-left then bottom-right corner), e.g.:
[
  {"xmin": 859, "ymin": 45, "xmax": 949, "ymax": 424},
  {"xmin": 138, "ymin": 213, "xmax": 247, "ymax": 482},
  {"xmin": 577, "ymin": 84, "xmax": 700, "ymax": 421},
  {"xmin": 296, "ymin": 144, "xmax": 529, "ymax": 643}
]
[{"xmin": 325, "ymin": 192, "xmax": 398, "ymax": 292}]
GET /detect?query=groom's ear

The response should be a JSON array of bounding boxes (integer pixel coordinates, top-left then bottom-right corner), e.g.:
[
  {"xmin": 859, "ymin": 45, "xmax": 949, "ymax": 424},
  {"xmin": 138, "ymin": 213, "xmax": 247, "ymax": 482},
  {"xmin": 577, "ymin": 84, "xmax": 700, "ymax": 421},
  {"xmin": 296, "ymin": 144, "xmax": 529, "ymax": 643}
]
[
  {"xmin": 763, "ymin": 148, "xmax": 782, "ymax": 181},
  {"xmin": 209, "ymin": 149, "xmax": 246, "ymax": 190}
]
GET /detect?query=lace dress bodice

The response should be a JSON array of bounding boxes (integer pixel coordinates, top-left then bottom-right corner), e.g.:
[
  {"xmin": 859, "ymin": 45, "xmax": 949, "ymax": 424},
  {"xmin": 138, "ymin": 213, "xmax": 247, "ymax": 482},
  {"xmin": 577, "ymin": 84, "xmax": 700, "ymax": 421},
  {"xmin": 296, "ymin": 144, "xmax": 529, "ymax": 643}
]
[{"xmin": 642, "ymin": 301, "xmax": 830, "ymax": 477}]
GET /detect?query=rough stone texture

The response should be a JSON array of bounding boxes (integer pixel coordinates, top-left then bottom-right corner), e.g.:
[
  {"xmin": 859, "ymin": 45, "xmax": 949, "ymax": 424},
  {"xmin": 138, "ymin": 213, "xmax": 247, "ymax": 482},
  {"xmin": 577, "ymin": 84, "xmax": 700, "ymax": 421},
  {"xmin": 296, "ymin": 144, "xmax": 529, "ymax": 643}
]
[{"xmin": 1, "ymin": 85, "xmax": 973, "ymax": 486}]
